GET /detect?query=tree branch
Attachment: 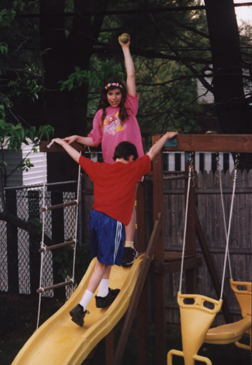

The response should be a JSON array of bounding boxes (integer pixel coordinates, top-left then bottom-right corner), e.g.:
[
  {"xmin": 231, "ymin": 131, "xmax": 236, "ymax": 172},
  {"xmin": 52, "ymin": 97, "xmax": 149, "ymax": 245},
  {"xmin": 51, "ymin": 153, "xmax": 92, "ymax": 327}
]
[
  {"xmin": 147, "ymin": 13, "xmax": 214, "ymax": 93},
  {"xmin": 0, "ymin": 66, "xmax": 43, "ymax": 78},
  {"xmin": 94, "ymin": 45, "xmax": 213, "ymax": 65}
]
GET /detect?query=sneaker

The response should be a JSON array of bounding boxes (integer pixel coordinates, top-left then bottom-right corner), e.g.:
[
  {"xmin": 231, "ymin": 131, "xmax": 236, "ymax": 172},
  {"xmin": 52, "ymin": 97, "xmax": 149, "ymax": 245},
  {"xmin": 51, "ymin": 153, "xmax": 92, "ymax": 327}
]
[
  {"xmin": 95, "ymin": 288, "xmax": 120, "ymax": 308},
  {"xmin": 121, "ymin": 247, "xmax": 139, "ymax": 267},
  {"xmin": 69, "ymin": 304, "xmax": 89, "ymax": 327}
]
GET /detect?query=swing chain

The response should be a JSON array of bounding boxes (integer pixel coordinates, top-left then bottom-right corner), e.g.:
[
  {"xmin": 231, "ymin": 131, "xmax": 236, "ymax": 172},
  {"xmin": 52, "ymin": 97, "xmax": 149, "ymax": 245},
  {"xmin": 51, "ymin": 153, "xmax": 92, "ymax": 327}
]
[{"xmin": 188, "ymin": 152, "xmax": 195, "ymax": 187}]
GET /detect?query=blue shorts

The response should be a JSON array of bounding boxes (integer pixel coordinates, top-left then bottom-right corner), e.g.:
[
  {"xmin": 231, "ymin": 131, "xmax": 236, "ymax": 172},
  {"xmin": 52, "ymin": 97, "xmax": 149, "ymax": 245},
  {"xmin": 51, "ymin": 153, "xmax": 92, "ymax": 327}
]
[{"xmin": 89, "ymin": 209, "xmax": 125, "ymax": 266}]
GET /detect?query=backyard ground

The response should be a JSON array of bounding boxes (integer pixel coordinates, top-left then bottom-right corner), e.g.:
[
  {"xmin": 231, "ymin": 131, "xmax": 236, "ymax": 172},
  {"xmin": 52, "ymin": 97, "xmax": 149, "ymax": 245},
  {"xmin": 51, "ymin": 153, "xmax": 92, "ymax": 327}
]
[{"xmin": 0, "ymin": 292, "xmax": 251, "ymax": 365}]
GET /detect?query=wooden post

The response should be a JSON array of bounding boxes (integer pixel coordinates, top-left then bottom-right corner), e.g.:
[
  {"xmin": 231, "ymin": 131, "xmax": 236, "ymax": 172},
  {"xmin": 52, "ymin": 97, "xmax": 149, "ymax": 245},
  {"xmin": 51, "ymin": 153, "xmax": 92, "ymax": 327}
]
[
  {"xmin": 112, "ymin": 213, "xmax": 162, "ymax": 365},
  {"xmin": 105, "ymin": 330, "xmax": 115, "ymax": 364},
  {"xmin": 51, "ymin": 191, "xmax": 65, "ymax": 298},
  {"xmin": 136, "ymin": 181, "xmax": 148, "ymax": 365},
  {"xmin": 28, "ymin": 190, "xmax": 41, "ymax": 295},
  {"xmin": 152, "ymin": 135, "xmax": 166, "ymax": 365},
  {"xmin": 6, "ymin": 189, "xmax": 19, "ymax": 294}
]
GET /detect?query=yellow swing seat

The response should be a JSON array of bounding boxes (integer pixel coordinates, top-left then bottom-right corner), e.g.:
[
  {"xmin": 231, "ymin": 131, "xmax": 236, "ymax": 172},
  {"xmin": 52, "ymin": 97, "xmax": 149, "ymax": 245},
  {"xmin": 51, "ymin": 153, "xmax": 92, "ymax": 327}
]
[
  {"xmin": 205, "ymin": 279, "xmax": 251, "ymax": 349},
  {"xmin": 230, "ymin": 280, "xmax": 251, "ymax": 319},
  {"xmin": 167, "ymin": 292, "xmax": 223, "ymax": 365},
  {"xmin": 205, "ymin": 316, "xmax": 251, "ymax": 345}
]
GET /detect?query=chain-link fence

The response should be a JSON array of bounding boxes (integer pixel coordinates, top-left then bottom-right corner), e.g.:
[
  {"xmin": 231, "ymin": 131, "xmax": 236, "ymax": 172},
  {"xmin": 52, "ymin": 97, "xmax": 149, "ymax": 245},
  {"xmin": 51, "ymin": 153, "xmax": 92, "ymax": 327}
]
[{"xmin": 0, "ymin": 181, "xmax": 82, "ymax": 299}]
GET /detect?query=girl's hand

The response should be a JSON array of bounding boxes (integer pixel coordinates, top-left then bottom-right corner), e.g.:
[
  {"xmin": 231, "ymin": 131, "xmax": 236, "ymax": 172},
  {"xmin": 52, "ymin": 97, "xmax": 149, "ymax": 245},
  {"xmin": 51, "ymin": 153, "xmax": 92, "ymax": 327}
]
[
  {"xmin": 118, "ymin": 34, "xmax": 130, "ymax": 48},
  {"xmin": 63, "ymin": 135, "xmax": 78, "ymax": 144},
  {"xmin": 53, "ymin": 138, "xmax": 65, "ymax": 146}
]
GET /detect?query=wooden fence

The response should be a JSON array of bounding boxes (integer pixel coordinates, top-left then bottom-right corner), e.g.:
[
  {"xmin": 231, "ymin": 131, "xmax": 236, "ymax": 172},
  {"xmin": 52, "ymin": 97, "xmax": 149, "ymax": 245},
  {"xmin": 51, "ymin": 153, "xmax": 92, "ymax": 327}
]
[{"xmin": 162, "ymin": 169, "xmax": 252, "ymax": 325}]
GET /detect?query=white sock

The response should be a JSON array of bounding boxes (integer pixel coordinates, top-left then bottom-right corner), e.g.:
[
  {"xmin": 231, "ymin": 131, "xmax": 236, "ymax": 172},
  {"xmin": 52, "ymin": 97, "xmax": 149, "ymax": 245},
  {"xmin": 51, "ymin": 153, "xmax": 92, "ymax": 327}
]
[
  {"xmin": 79, "ymin": 289, "xmax": 93, "ymax": 311},
  {"xmin": 124, "ymin": 240, "xmax": 134, "ymax": 249},
  {"xmin": 97, "ymin": 279, "xmax": 109, "ymax": 297}
]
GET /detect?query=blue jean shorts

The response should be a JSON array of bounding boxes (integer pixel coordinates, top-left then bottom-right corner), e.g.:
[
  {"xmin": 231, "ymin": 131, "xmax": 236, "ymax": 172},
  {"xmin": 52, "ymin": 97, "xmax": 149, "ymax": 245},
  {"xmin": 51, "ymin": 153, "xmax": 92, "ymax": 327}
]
[{"xmin": 89, "ymin": 209, "xmax": 125, "ymax": 266}]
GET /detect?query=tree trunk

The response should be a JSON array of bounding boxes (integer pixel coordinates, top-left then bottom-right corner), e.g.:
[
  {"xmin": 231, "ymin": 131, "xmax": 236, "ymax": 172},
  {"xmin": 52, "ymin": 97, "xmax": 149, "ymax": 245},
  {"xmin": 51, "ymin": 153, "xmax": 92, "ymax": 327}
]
[
  {"xmin": 204, "ymin": 0, "xmax": 252, "ymax": 169},
  {"xmin": 39, "ymin": 0, "xmax": 110, "ymax": 182},
  {"xmin": 204, "ymin": 0, "xmax": 252, "ymax": 134}
]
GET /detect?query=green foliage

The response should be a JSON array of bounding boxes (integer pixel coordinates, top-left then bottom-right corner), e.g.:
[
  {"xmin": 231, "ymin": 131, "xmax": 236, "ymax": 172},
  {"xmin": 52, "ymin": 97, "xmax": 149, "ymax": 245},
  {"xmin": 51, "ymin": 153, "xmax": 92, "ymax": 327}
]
[
  {"xmin": 59, "ymin": 67, "xmax": 89, "ymax": 91},
  {"xmin": 55, "ymin": 245, "xmax": 91, "ymax": 284},
  {"xmin": 0, "ymin": 119, "xmax": 54, "ymax": 151},
  {"xmin": 0, "ymin": 42, "xmax": 8, "ymax": 54},
  {"xmin": 20, "ymin": 158, "xmax": 33, "ymax": 172},
  {"xmin": 59, "ymin": 63, "xmax": 124, "ymax": 92},
  {"xmin": 0, "ymin": 1, "xmax": 44, "ymax": 132},
  {"xmin": 7, "ymin": 63, "xmax": 43, "ymax": 100},
  {"xmin": 0, "ymin": 1, "xmax": 24, "ymax": 27},
  {"xmin": 0, "ymin": 8, "xmax": 16, "ymax": 27}
]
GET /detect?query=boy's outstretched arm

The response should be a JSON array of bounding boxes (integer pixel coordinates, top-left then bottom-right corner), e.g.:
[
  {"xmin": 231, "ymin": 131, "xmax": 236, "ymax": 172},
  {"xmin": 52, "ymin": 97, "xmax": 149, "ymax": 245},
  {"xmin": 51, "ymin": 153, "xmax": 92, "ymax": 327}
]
[
  {"xmin": 52, "ymin": 138, "xmax": 81, "ymax": 163},
  {"xmin": 147, "ymin": 132, "xmax": 178, "ymax": 161}
]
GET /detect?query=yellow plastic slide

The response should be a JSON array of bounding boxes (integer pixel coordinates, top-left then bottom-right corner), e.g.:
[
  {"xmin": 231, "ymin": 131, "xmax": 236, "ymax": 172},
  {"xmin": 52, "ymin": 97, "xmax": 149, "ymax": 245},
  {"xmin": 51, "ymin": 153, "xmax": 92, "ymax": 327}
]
[{"xmin": 12, "ymin": 255, "xmax": 144, "ymax": 365}]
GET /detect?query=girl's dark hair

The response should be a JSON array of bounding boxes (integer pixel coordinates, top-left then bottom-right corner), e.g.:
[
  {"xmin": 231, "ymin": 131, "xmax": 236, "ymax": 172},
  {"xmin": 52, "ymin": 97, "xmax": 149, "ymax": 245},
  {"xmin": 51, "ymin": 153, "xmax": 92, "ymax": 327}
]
[
  {"xmin": 97, "ymin": 76, "xmax": 129, "ymax": 126},
  {"xmin": 113, "ymin": 141, "xmax": 138, "ymax": 161}
]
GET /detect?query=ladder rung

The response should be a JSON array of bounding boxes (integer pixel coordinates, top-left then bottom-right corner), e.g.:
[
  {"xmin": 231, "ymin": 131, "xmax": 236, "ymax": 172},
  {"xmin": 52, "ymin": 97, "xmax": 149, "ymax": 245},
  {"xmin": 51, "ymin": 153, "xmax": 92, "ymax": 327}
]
[
  {"xmin": 37, "ymin": 279, "xmax": 73, "ymax": 293},
  {"xmin": 39, "ymin": 240, "xmax": 77, "ymax": 253},
  {"xmin": 40, "ymin": 200, "xmax": 78, "ymax": 212}
]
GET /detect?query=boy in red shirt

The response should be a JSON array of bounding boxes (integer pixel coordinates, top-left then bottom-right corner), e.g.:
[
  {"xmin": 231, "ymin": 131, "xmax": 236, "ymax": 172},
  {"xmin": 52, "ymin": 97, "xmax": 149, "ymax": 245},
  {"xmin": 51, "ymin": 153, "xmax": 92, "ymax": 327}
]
[{"xmin": 53, "ymin": 131, "xmax": 177, "ymax": 326}]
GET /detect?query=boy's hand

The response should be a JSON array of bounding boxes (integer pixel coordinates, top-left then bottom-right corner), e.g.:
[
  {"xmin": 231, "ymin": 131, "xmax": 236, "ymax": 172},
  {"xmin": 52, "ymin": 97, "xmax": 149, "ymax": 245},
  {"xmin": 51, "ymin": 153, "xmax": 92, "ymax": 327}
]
[
  {"xmin": 165, "ymin": 131, "xmax": 178, "ymax": 139},
  {"xmin": 52, "ymin": 138, "xmax": 80, "ymax": 162},
  {"xmin": 63, "ymin": 135, "xmax": 78, "ymax": 144},
  {"xmin": 147, "ymin": 131, "xmax": 178, "ymax": 161}
]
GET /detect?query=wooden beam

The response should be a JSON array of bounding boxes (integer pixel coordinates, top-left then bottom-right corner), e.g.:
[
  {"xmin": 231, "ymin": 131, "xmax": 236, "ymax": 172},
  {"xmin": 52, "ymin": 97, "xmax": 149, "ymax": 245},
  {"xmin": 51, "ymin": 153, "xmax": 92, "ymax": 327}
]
[
  {"xmin": 40, "ymin": 200, "xmax": 78, "ymax": 211},
  {"xmin": 37, "ymin": 279, "xmax": 73, "ymax": 293},
  {"xmin": 38, "ymin": 239, "xmax": 76, "ymax": 253},
  {"xmin": 41, "ymin": 135, "xmax": 252, "ymax": 154},
  {"xmin": 162, "ymin": 134, "xmax": 252, "ymax": 153},
  {"xmin": 150, "ymin": 255, "xmax": 202, "ymax": 274}
]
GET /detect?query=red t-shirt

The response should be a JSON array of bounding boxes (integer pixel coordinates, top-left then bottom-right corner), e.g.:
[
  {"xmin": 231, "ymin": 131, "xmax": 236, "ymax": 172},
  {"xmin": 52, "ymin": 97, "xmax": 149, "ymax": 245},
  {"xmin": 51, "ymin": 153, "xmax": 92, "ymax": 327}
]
[{"xmin": 79, "ymin": 154, "xmax": 151, "ymax": 226}]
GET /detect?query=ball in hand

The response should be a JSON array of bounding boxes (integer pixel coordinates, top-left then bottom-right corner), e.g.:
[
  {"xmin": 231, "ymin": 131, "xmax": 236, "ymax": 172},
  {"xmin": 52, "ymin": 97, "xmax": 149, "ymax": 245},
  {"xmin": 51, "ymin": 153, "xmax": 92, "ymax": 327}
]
[{"xmin": 120, "ymin": 33, "xmax": 129, "ymax": 43}]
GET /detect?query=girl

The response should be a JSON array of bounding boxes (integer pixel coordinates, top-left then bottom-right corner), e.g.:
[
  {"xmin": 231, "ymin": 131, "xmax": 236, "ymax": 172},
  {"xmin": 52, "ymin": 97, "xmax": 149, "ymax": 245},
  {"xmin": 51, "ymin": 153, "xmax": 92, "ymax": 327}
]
[{"xmin": 63, "ymin": 34, "xmax": 144, "ymax": 267}]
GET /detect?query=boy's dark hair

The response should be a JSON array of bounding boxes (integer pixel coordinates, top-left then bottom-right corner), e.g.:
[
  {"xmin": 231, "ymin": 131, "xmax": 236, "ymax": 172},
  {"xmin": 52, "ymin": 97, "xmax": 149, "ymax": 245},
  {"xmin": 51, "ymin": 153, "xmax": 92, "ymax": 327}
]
[{"xmin": 113, "ymin": 141, "xmax": 138, "ymax": 161}]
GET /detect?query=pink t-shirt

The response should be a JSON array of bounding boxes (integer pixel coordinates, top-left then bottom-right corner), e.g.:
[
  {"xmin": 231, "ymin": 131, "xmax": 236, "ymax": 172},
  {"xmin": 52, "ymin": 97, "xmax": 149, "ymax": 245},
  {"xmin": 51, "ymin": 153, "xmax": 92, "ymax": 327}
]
[{"xmin": 88, "ymin": 93, "xmax": 144, "ymax": 164}]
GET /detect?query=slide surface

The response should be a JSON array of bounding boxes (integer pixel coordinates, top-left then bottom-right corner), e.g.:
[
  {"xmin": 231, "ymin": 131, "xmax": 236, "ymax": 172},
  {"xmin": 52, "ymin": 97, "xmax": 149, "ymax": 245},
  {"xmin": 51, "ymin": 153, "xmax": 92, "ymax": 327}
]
[{"xmin": 12, "ymin": 255, "xmax": 144, "ymax": 365}]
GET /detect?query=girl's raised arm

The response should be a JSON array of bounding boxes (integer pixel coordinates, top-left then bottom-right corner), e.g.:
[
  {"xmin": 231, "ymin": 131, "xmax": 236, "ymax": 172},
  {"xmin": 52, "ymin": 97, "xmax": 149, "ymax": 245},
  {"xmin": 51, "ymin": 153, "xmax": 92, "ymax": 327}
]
[{"xmin": 118, "ymin": 34, "xmax": 136, "ymax": 97}]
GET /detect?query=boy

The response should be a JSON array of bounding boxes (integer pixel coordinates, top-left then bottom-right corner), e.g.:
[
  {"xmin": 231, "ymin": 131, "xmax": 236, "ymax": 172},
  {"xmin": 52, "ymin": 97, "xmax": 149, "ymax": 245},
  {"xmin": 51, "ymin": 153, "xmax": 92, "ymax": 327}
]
[{"xmin": 53, "ymin": 131, "xmax": 177, "ymax": 326}]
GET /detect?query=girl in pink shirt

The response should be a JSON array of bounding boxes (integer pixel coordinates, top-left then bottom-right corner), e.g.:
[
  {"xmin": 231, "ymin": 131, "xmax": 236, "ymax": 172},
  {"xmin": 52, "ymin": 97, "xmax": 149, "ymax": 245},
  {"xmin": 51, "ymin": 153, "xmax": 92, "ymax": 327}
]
[{"xmin": 63, "ymin": 34, "xmax": 143, "ymax": 268}]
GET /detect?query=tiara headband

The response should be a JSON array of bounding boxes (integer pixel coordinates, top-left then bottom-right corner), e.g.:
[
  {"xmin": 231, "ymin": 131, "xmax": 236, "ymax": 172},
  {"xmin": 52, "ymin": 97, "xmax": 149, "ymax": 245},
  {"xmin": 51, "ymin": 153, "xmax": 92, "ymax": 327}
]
[{"xmin": 105, "ymin": 82, "xmax": 123, "ymax": 90}]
